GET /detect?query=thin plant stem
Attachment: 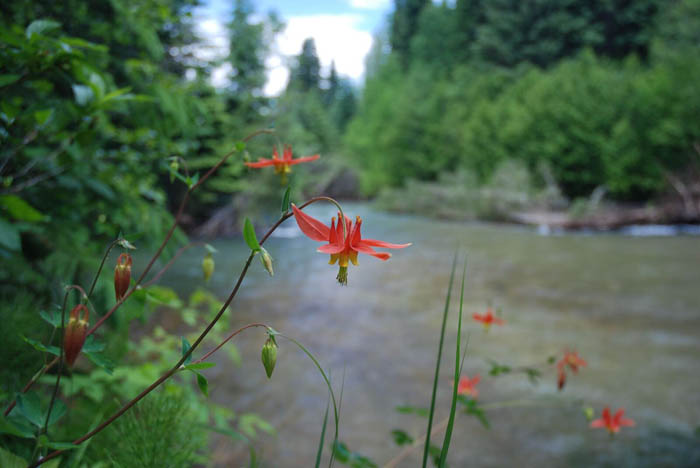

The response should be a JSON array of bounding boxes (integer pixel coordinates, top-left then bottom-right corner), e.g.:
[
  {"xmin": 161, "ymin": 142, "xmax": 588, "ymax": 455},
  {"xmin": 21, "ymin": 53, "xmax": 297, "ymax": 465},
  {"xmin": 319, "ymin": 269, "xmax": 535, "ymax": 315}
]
[
  {"xmin": 86, "ymin": 239, "xmax": 120, "ymax": 299},
  {"xmin": 142, "ymin": 242, "xmax": 205, "ymax": 288},
  {"xmin": 4, "ymin": 129, "xmax": 271, "ymax": 419},
  {"xmin": 192, "ymin": 323, "xmax": 268, "ymax": 365},
  {"xmin": 421, "ymin": 253, "xmax": 458, "ymax": 468},
  {"xmin": 438, "ymin": 258, "xmax": 468, "ymax": 467},
  {"xmin": 30, "ymin": 197, "xmax": 339, "ymax": 467}
]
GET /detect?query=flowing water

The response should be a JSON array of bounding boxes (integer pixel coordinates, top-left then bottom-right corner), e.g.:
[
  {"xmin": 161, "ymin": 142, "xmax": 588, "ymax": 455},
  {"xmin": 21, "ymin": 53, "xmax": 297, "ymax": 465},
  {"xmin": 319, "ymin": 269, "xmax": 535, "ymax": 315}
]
[{"xmin": 162, "ymin": 203, "xmax": 700, "ymax": 467}]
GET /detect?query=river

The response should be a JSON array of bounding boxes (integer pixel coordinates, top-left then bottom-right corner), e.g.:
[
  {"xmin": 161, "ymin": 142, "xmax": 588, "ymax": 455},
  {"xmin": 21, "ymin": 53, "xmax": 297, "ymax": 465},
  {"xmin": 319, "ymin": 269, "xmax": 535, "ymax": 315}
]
[{"xmin": 162, "ymin": 203, "xmax": 700, "ymax": 467}]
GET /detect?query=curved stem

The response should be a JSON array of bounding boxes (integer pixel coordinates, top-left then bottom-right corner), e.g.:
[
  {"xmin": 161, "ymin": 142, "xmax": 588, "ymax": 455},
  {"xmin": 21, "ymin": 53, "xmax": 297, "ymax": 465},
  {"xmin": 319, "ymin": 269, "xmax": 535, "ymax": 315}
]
[
  {"xmin": 31, "ymin": 195, "xmax": 332, "ymax": 467},
  {"xmin": 86, "ymin": 239, "xmax": 120, "ymax": 299},
  {"xmin": 142, "ymin": 242, "xmax": 205, "ymax": 288},
  {"xmin": 6, "ymin": 129, "xmax": 271, "ymax": 419},
  {"xmin": 192, "ymin": 323, "xmax": 269, "ymax": 365}
]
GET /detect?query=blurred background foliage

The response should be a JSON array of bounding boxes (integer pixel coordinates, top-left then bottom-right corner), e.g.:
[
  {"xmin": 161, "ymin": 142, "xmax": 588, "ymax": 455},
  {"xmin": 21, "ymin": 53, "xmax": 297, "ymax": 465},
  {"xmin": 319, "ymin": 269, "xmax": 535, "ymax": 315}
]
[{"xmin": 1, "ymin": 0, "xmax": 699, "ymax": 465}]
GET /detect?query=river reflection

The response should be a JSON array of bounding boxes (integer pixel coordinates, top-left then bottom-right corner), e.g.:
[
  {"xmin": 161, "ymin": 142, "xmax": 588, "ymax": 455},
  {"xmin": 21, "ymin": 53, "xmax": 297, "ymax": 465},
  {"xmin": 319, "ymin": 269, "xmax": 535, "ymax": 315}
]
[{"xmin": 162, "ymin": 203, "xmax": 700, "ymax": 467}]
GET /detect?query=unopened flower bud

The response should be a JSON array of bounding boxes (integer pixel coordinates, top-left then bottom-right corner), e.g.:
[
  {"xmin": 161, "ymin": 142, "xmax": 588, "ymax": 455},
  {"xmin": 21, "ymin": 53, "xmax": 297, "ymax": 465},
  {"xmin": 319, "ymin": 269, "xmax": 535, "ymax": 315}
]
[
  {"xmin": 114, "ymin": 253, "xmax": 132, "ymax": 301},
  {"xmin": 260, "ymin": 248, "xmax": 274, "ymax": 276},
  {"xmin": 169, "ymin": 160, "xmax": 179, "ymax": 183},
  {"xmin": 64, "ymin": 304, "xmax": 89, "ymax": 366},
  {"xmin": 261, "ymin": 337, "xmax": 278, "ymax": 379},
  {"xmin": 202, "ymin": 252, "xmax": 215, "ymax": 281}
]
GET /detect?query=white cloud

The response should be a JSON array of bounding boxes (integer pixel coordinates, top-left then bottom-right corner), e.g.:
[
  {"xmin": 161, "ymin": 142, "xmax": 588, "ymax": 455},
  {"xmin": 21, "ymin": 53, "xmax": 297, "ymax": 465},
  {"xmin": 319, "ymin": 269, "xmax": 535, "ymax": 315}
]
[
  {"xmin": 266, "ymin": 14, "xmax": 373, "ymax": 95},
  {"xmin": 349, "ymin": 0, "xmax": 391, "ymax": 9},
  {"xmin": 195, "ymin": 14, "xmax": 374, "ymax": 97}
]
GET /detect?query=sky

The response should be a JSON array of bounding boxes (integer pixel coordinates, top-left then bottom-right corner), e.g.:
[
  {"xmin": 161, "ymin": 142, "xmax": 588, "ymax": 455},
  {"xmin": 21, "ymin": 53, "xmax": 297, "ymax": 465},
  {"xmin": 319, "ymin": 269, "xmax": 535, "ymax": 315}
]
[{"xmin": 194, "ymin": 0, "xmax": 393, "ymax": 95}]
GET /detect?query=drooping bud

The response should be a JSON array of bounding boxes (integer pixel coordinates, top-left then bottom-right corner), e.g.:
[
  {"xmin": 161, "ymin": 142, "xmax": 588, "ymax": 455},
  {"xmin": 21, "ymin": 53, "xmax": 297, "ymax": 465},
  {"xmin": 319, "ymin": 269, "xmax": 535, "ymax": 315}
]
[
  {"xmin": 64, "ymin": 304, "xmax": 89, "ymax": 366},
  {"xmin": 202, "ymin": 252, "xmax": 215, "ymax": 281},
  {"xmin": 557, "ymin": 369, "xmax": 567, "ymax": 391},
  {"xmin": 260, "ymin": 248, "xmax": 274, "ymax": 276},
  {"xmin": 261, "ymin": 337, "xmax": 278, "ymax": 379},
  {"xmin": 114, "ymin": 253, "xmax": 132, "ymax": 301}
]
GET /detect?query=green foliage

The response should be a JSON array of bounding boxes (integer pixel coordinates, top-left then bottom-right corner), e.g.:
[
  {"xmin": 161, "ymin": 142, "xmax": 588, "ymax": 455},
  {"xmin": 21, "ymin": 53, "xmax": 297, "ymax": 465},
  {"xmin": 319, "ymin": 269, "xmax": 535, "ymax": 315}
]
[{"xmin": 89, "ymin": 391, "xmax": 206, "ymax": 468}]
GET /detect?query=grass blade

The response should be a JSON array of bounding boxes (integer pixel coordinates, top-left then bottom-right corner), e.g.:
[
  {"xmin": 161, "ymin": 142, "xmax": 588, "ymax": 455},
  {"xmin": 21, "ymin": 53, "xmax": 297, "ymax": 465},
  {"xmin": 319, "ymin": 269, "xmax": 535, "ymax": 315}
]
[
  {"xmin": 421, "ymin": 253, "xmax": 458, "ymax": 468},
  {"xmin": 314, "ymin": 398, "xmax": 330, "ymax": 468},
  {"xmin": 439, "ymin": 258, "xmax": 468, "ymax": 466}
]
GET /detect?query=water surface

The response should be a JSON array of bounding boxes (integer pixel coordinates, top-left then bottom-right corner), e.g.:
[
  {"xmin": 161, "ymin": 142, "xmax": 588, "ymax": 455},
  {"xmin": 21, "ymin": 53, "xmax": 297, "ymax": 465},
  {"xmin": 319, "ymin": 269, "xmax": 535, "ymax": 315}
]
[{"xmin": 163, "ymin": 203, "xmax": 700, "ymax": 467}]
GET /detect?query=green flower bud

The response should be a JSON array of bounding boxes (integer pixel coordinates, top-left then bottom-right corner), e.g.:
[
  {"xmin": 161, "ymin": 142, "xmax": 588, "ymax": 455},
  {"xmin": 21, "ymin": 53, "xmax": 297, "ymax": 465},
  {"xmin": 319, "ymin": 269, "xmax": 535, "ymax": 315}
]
[
  {"xmin": 202, "ymin": 252, "xmax": 214, "ymax": 282},
  {"xmin": 260, "ymin": 247, "xmax": 274, "ymax": 276},
  {"xmin": 169, "ymin": 160, "xmax": 179, "ymax": 183},
  {"xmin": 261, "ymin": 337, "xmax": 278, "ymax": 379}
]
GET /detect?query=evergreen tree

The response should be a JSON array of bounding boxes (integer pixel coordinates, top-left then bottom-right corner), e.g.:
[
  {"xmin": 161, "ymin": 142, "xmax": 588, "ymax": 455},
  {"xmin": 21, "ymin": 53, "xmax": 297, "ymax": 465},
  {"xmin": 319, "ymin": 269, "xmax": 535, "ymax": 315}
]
[
  {"xmin": 288, "ymin": 38, "xmax": 321, "ymax": 92},
  {"xmin": 390, "ymin": 0, "xmax": 430, "ymax": 66}
]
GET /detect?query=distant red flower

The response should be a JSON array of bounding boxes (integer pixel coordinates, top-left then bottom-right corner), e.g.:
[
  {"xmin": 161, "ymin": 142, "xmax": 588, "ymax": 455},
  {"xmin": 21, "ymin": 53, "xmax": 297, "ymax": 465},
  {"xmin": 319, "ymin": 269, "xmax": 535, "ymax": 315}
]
[
  {"xmin": 590, "ymin": 407, "xmax": 635, "ymax": 434},
  {"xmin": 472, "ymin": 307, "xmax": 504, "ymax": 331},
  {"xmin": 245, "ymin": 145, "xmax": 319, "ymax": 183},
  {"xmin": 64, "ymin": 304, "xmax": 89, "ymax": 366},
  {"xmin": 292, "ymin": 204, "xmax": 411, "ymax": 285},
  {"xmin": 114, "ymin": 253, "xmax": 132, "ymax": 301},
  {"xmin": 556, "ymin": 349, "xmax": 587, "ymax": 390},
  {"xmin": 457, "ymin": 374, "xmax": 481, "ymax": 398}
]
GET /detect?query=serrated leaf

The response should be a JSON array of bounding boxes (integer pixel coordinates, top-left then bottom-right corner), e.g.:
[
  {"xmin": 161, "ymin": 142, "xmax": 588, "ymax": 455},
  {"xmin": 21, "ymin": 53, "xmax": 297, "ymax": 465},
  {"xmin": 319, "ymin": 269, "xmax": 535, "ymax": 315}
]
[
  {"xmin": 26, "ymin": 19, "xmax": 61, "ymax": 38},
  {"xmin": 23, "ymin": 336, "xmax": 60, "ymax": 356},
  {"xmin": 195, "ymin": 372, "xmax": 208, "ymax": 397},
  {"xmin": 242, "ymin": 218, "xmax": 260, "ymax": 251},
  {"xmin": 281, "ymin": 186, "xmax": 291, "ymax": 214},
  {"xmin": 181, "ymin": 337, "xmax": 192, "ymax": 364},
  {"xmin": 16, "ymin": 392, "xmax": 44, "ymax": 427},
  {"xmin": 184, "ymin": 362, "xmax": 216, "ymax": 371}
]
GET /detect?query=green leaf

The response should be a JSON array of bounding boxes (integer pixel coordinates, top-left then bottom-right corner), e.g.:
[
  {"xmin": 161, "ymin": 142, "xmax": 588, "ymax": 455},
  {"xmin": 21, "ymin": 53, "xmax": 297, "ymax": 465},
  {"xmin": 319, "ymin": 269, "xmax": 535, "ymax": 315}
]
[
  {"xmin": 81, "ymin": 335, "xmax": 105, "ymax": 353},
  {"xmin": 242, "ymin": 218, "xmax": 260, "ymax": 251},
  {"xmin": 46, "ymin": 399, "xmax": 67, "ymax": 427},
  {"xmin": 72, "ymin": 84, "xmax": 94, "ymax": 106},
  {"xmin": 15, "ymin": 392, "xmax": 44, "ymax": 427},
  {"xmin": 281, "ymin": 186, "xmax": 291, "ymax": 214},
  {"xmin": 26, "ymin": 19, "xmax": 61, "ymax": 38},
  {"xmin": 23, "ymin": 336, "xmax": 60, "ymax": 356},
  {"xmin": 39, "ymin": 309, "xmax": 61, "ymax": 327},
  {"xmin": 458, "ymin": 396, "xmax": 490, "ymax": 429},
  {"xmin": 183, "ymin": 362, "xmax": 216, "ymax": 371},
  {"xmin": 38, "ymin": 436, "xmax": 78, "ymax": 450},
  {"xmin": 33, "ymin": 109, "xmax": 53, "ymax": 126},
  {"xmin": 0, "ymin": 447, "xmax": 27, "ymax": 468},
  {"xmin": 195, "ymin": 371, "xmax": 208, "ymax": 397},
  {"xmin": 181, "ymin": 337, "xmax": 192, "ymax": 365},
  {"xmin": 0, "ymin": 195, "xmax": 46, "ymax": 222},
  {"xmin": 0, "ymin": 75, "xmax": 21, "ymax": 88},
  {"xmin": 391, "ymin": 429, "xmax": 414, "ymax": 446},
  {"xmin": 84, "ymin": 351, "xmax": 114, "ymax": 375},
  {"xmin": 238, "ymin": 413, "xmax": 274, "ymax": 437},
  {"xmin": 0, "ymin": 415, "xmax": 34, "ymax": 438},
  {"xmin": 0, "ymin": 217, "xmax": 21, "ymax": 251}
]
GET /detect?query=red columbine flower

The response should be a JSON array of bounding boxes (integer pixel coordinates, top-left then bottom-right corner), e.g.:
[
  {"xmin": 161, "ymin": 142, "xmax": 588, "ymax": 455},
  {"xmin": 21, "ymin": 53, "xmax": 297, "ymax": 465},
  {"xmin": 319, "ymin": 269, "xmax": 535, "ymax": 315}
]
[
  {"xmin": 556, "ymin": 349, "xmax": 587, "ymax": 390},
  {"xmin": 64, "ymin": 304, "xmax": 89, "ymax": 366},
  {"xmin": 472, "ymin": 307, "xmax": 504, "ymax": 331},
  {"xmin": 457, "ymin": 374, "xmax": 481, "ymax": 398},
  {"xmin": 114, "ymin": 253, "xmax": 132, "ymax": 301},
  {"xmin": 590, "ymin": 407, "xmax": 635, "ymax": 434},
  {"xmin": 291, "ymin": 203, "xmax": 411, "ymax": 285},
  {"xmin": 245, "ymin": 145, "xmax": 320, "ymax": 184}
]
